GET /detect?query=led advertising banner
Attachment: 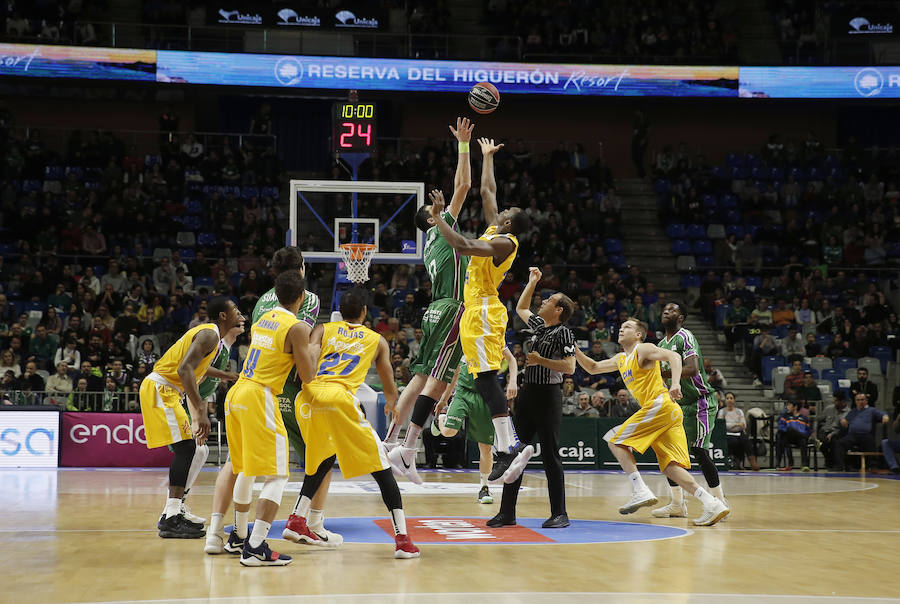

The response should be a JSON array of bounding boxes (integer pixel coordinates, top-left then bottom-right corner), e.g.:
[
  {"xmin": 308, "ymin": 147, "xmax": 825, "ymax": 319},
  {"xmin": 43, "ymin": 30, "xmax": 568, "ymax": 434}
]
[
  {"xmin": 61, "ymin": 412, "xmax": 174, "ymax": 467},
  {"xmin": 156, "ymin": 51, "xmax": 739, "ymax": 97},
  {"xmin": 740, "ymin": 66, "xmax": 900, "ymax": 98},
  {"xmin": 0, "ymin": 411, "xmax": 59, "ymax": 468},
  {"xmin": 208, "ymin": 4, "xmax": 385, "ymax": 29},
  {"xmin": 0, "ymin": 43, "xmax": 157, "ymax": 82}
]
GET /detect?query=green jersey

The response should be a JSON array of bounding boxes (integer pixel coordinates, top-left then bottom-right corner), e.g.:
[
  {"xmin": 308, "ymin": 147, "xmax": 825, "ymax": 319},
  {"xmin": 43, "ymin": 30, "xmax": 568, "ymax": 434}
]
[
  {"xmin": 658, "ymin": 327, "xmax": 716, "ymax": 409},
  {"xmin": 424, "ymin": 210, "xmax": 469, "ymax": 302},
  {"xmin": 197, "ymin": 343, "xmax": 231, "ymax": 399},
  {"xmin": 252, "ymin": 288, "xmax": 320, "ymax": 327}
]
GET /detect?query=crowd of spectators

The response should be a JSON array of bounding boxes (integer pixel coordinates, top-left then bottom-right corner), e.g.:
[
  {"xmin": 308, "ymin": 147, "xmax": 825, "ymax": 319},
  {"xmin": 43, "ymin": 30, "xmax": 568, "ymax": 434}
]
[
  {"xmin": 2, "ymin": 0, "xmax": 105, "ymax": 45},
  {"xmin": 486, "ymin": 0, "xmax": 737, "ymax": 63}
]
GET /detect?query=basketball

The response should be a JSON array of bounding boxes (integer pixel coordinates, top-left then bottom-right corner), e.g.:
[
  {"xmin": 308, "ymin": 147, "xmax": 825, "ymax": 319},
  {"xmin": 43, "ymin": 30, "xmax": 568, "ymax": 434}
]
[{"xmin": 468, "ymin": 82, "xmax": 500, "ymax": 114}]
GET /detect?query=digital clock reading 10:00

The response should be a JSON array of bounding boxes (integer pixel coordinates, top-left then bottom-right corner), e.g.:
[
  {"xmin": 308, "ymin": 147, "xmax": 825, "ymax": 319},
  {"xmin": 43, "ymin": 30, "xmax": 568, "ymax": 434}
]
[{"xmin": 332, "ymin": 102, "xmax": 377, "ymax": 152}]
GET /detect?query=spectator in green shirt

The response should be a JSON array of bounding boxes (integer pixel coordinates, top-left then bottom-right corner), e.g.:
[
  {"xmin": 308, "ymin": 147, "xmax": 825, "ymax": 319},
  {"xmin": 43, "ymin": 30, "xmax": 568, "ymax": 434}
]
[{"xmin": 29, "ymin": 325, "xmax": 58, "ymax": 370}]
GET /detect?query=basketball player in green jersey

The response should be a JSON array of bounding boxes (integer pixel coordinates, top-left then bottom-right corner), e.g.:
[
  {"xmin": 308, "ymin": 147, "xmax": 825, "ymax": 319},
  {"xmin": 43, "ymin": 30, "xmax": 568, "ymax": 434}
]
[
  {"xmin": 205, "ymin": 247, "xmax": 341, "ymax": 554},
  {"xmin": 653, "ymin": 301, "xmax": 728, "ymax": 518},
  {"xmin": 383, "ymin": 117, "xmax": 475, "ymax": 484}
]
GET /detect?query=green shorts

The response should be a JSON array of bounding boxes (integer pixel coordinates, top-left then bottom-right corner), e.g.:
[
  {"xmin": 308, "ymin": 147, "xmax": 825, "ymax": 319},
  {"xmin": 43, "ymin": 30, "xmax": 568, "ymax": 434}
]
[
  {"xmin": 409, "ymin": 298, "xmax": 464, "ymax": 384},
  {"xmin": 681, "ymin": 396, "xmax": 718, "ymax": 450},
  {"xmin": 444, "ymin": 386, "xmax": 494, "ymax": 445},
  {"xmin": 278, "ymin": 370, "xmax": 306, "ymax": 460}
]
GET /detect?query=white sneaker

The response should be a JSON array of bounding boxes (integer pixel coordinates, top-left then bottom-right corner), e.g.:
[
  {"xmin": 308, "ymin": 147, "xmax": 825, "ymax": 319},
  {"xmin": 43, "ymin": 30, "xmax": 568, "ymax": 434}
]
[
  {"xmin": 181, "ymin": 502, "xmax": 206, "ymax": 525},
  {"xmin": 308, "ymin": 525, "xmax": 344, "ymax": 548},
  {"xmin": 619, "ymin": 488, "xmax": 658, "ymax": 515},
  {"xmin": 718, "ymin": 498, "xmax": 730, "ymax": 521},
  {"xmin": 388, "ymin": 446, "xmax": 423, "ymax": 485},
  {"xmin": 693, "ymin": 498, "xmax": 730, "ymax": 526},
  {"xmin": 502, "ymin": 444, "xmax": 535, "ymax": 484},
  {"xmin": 204, "ymin": 532, "xmax": 225, "ymax": 555},
  {"xmin": 384, "ymin": 441, "xmax": 400, "ymax": 454},
  {"xmin": 651, "ymin": 500, "xmax": 688, "ymax": 518}
]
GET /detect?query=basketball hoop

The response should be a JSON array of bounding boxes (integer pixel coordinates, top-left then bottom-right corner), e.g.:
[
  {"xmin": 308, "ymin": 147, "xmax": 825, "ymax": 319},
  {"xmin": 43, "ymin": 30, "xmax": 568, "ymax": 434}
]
[{"xmin": 339, "ymin": 243, "xmax": 376, "ymax": 284}]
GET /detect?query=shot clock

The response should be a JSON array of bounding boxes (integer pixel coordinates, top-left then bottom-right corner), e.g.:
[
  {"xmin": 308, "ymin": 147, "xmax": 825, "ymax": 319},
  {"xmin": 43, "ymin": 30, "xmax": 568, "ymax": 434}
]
[{"xmin": 332, "ymin": 101, "xmax": 377, "ymax": 152}]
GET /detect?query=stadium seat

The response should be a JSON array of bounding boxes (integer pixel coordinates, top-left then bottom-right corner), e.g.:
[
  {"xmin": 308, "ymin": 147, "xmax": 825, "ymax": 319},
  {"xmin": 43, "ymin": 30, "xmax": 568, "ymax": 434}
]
[
  {"xmin": 834, "ymin": 357, "xmax": 857, "ymax": 375},
  {"xmin": 197, "ymin": 232, "xmax": 218, "ymax": 247},
  {"xmin": 725, "ymin": 225, "xmax": 744, "ymax": 239},
  {"xmin": 815, "ymin": 333, "xmax": 833, "ymax": 348},
  {"xmin": 178, "ymin": 249, "xmax": 196, "ymax": 261},
  {"xmin": 744, "ymin": 276, "xmax": 762, "ymax": 288},
  {"xmin": 868, "ymin": 346, "xmax": 892, "ymax": 374},
  {"xmin": 604, "ymin": 238, "xmax": 622, "ymax": 253},
  {"xmin": 608, "ymin": 254, "xmax": 627, "ymax": 268},
  {"xmin": 686, "ymin": 224, "xmax": 706, "ymax": 239},
  {"xmin": 672, "ymin": 239, "xmax": 691, "ymax": 255},
  {"xmin": 720, "ymin": 194, "xmax": 738, "ymax": 209},
  {"xmin": 666, "ymin": 224, "xmax": 687, "ymax": 238},
  {"xmin": 175, "ymin": 232, "xmax": 196, "ymax": 247},
  {"xmin": 696, "ymin": 255, "xmax": 714, "ymax": 267},
  {"xmin": 761, "ymin": 355, "xmax": 785, "ymax": 385},
  {"xmin": 809, "ymin": 356, "xmax": 833, "ymax": 374},
  {"xmin": 707, "ymin": 224, "xmax": 725, "ymax": 239},
  {"xmin": 153, "ymin": 248, "xmax": 172, "ymax": 261},
  {"xmin": 820, "ymin": 368, "xmax": 841, "ymax": 391},
  {"xmin": 772, "ymin": 366, "xmax": 790, "ymax": 395},
  {"xmin": 675, "ymin": 255, "xmax": 696, "ymax": 272},
  {"xmin": 692, "ymin": 239, "xmax": 712, "ymax": 255},
  {"xmin": 194, "ymin": 276, "xmax": 214, "ymax": 289},
  {"xmin": 857, "ymin": 357, "xmax": 882, "ymax": 377},
  {"xmin": 724, "ymin": 210, "xmax": 741, "ymax": 224},
  {"xmin": 680, "ymin": 274, "xmax": 702, "ymax": 288},
  {"xmin": 702, "ymin": 194, "xmax": 718, "ymax": 210},
  {"xmin": 654, "ymin": 179, "xmax": 670, "ymax": 194},
  {"xmin": 715, "ymin": 304, "xmax": 730, "ymax": 329}
]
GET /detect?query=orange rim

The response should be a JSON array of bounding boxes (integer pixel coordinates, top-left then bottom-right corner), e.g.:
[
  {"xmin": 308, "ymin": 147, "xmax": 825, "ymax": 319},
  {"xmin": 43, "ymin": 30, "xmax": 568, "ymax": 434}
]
[{"xmin": 339, "ymin": 243, "xmax": 377, "ymax": 260}]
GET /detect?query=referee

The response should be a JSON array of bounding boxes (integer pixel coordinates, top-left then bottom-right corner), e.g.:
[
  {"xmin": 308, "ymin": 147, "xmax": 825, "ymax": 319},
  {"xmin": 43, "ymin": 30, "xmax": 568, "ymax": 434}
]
[{"xmin": 487, "ymin": 267, "xmax": 576, "ymax": 529}]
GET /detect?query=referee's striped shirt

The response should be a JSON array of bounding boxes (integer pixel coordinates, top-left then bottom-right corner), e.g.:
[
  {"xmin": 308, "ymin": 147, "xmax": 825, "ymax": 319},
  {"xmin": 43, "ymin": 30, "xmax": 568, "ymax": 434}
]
[{"xmin": 524, "ymin": 314, "xmax": 576, "ymax": 385}]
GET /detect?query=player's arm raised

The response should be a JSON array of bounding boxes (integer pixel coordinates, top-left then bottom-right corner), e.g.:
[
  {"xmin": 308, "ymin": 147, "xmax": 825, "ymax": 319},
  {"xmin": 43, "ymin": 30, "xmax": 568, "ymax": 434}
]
[
  {"xmin": 448, "ymin": 116, "xmax": 474, "ymax": 219},
  {"xmin": 478, "ymin": 137, "xmax": 504, "ymax": 225},
  {"xmin": 637, "ymin": 343, "xmax": 683, "ymax": 401},
  {"xmin": 374, "ymin": 336, "xmax": 398, "ymax": 410},
  {"xmin": 428, "ymin": 190, "xmax": 515, "ymax": 261},
  {"xmin": 177, "ymin": 328, "xmax": 218, "ymax": 444},
  {"xmin": 287, "ymin": 321, "xmax": 316, "ymax": 384},
  {"xmin": 516, "ymin": 266, "xmax": 541, "ymax": 324},
  {"xmin": 575, "ymin": 347, "xmax": 620, "ymax": 375}
]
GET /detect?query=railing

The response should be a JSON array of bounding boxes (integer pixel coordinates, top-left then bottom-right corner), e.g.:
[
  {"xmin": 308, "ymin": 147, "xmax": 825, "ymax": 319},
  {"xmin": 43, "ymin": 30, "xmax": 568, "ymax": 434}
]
[
  {"xmin": 1, "ymin": 389, "xmax": 139, "ymax": 412},
  {"xmin": 1, "ymin": 22, "xmax": 523, "ymax": 62}
]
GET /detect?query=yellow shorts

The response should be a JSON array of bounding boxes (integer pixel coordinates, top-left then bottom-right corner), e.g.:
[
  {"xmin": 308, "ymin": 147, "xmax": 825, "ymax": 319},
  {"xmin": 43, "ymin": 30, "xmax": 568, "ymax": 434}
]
[
  {"xmin": 460, "ymin": 297, "xmax": 508, "ymax": 375},
  {"xmin": 604, "ymin": 394, "xmax": 691, "ymax": 472},
  {"xmin": 224, "ymin": 381, "xmax": 289, "ymax": 477},
  {"xmin": 139, "ymin": 379, "xmax": 191, "ymax": 449},
  {"xmin": 295, "ymin": 383, "xmax": 389, "ymax": 480}
]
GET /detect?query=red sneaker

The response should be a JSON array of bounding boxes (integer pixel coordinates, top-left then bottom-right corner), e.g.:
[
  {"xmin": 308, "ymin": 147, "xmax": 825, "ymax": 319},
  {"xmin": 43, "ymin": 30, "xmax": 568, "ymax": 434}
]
[
  {"xmin": 777, "ymin": 466, "xmax": 792, "ymax": 472},
  {"xmin": 394, "ymin": 533, "xmax": 420, "ymax": 559},
  {"xmin": 282, "ymin": 514, "xmax": 321, "ymax": 545}
]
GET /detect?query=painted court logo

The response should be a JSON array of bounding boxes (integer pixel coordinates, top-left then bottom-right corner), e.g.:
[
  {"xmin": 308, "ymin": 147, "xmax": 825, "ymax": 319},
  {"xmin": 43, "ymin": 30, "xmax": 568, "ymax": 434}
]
[{"xmin": 854, "ymin": 68, "xmax": 883, "ymax": 97}]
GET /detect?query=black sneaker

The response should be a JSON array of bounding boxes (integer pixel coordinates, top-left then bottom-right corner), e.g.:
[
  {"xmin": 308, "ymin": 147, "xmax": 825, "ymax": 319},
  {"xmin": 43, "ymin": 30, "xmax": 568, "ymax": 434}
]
[
  {"xmin": 488, "ymin": 450, "xmax": 516, "ymax": 481},
  {"xmin": 240, "ymin": 540, "xmax": 292, "ymax": 567},
  {"xmin": 478, "ymin": 485, "xmax": 493, "ymax": 504},
  {"xmin": 542, "ymin": 513, "xmax": 570, "ymax": 529},
  {"xmin": 159, "ymin": 512, "xmax": 203, "ymax": 532},
  {"xmin": 485, "ymin": 513, "xmax": 516, "ymax": 528},
  {"xmin": 158, "ymin": 513, "xmax": 206, "ymax": 539}
]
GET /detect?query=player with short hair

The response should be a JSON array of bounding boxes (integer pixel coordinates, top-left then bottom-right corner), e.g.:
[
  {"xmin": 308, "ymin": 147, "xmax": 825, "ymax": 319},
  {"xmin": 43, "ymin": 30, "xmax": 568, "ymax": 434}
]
[
  {"xmin": 140, "ymin": 296, "xmax": 243, "ymax": 539},
  {"xmin": 226, "ymin": 271, "xmax": 317, "ymax": 566},
  {"xmin": 286, "ymin": 290, "xmax": 420, "ymax": 558},
  {"xmin": 384, "ymin": 117, "xmax": 475, "ymax": 484},
  {"xmin": 433, "ymin": 348, "xmax": 519, "ymax": 503},
  {"xmin": 426, "ymin": 137, "xmax": 534, "ymax": 484},
  {"xmin": 205, "ymin": 246, "xmax": 342, "ymax": 554},
  {"xmin": 653, "ymin": 301, "xmax": 728, "ymax": 518},
  {"xmin": 575, "ymin": 318, "xmax": 729, "ymax": 526}
]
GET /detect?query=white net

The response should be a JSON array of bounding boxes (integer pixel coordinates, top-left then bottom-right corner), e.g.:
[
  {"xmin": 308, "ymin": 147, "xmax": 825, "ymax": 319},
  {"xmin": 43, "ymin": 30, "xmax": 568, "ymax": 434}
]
[{"xmin": 339, "ymin": 243, "xmax": 376, "ymax": 284}]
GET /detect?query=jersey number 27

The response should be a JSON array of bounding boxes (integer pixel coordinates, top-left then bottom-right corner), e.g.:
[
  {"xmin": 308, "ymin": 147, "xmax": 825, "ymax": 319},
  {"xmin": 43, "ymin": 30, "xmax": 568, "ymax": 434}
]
[{"xmin": 317, "ymin": 352, "xmax": 361, "ymax": 376}]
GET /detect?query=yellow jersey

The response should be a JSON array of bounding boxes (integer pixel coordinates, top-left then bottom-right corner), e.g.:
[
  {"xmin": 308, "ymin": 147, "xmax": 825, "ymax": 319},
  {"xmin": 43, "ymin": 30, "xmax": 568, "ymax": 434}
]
[
  {"xmin": 151, "ymin": 323, "xmax": 221, "ymax": 390},
  {"xmin": 308, "ymin": 321, "xmax": 379, "ymax": 392},
  {"xmin": 463, "ymin": 225, "xmax": 518, "ymax": 304},
  {"xmin": 236, "ymin": 307, "xmax": 301, "ymax": 393},
  {"xmin": 617, "ymin": 348, "xmax": 669, "ymax": 408}
]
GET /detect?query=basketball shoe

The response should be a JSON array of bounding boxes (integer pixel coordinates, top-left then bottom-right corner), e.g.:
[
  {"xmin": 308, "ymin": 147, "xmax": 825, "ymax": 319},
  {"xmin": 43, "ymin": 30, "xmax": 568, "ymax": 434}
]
[
  {"xmin": 308, "ymin": 524, "xmax": 344, "ymax": 548},
  {"xmin": 618, "ymin": 487, "xmax": 658, "ymax": 515},
  {"xmin": 282, "ymin": 514, "xmax": 322, "ymax": 545},
  {"xmin": 223, "ymin": 530, "xmax": 245, "ymax": 554},
  {"xmin": 693, "ymin": 497, "xmax": 729, "ymax": 526},
  {"xmin": 651, "ymin": 500, "xmax": 688, "ymax": 518},
  {"xmin": 240, "ymin": 540, "xmax": 292, "ymax": 567},
  {"xmin": 394, "ymin": 534, "xmax": 420, "ymax": 559},
  {"xmin": 388, "ymin": 446, "xmax": 423, "ymax": 485},
  {"xmin": 485, "ymin": 513, "xmax": 516, "ymax": 528},
  {"xmin": 478, "ymin": 485, "xmax": 493, "ymax": 504},
  {"xmin": 158, "ymin": 513, "xmax": 205, "ymax": 539}
]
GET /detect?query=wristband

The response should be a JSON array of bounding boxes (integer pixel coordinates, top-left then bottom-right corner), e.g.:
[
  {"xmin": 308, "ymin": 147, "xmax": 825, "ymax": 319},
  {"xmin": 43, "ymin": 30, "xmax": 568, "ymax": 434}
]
[{"xmin": 458, "ymin": 141, "xmax": 469, "ymax": 153}]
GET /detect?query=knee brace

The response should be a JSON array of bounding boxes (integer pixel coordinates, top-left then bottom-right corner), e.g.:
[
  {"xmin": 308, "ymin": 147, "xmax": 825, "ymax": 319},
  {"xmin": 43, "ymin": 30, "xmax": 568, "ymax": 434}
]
[
  {"xmin": 233, "ymin": 472, "xmax": 255, "ymax": 505},
  {"xmin": 258, "ymin": 475, "xmax": 289, "ymax": 505}
]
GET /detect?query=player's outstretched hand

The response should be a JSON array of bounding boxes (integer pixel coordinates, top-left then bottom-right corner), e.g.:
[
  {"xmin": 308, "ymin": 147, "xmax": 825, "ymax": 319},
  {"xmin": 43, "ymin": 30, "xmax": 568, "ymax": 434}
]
[
  {"xmin": 477, "ymin": 137, "xmax": 504, "ymax": 156},
  {"xmin": 193, "ymin": 415, "xmax": 211, "ymax": 446},
  {"xmin": 450, "ymin": 117, "xmax": 474, "ymax": 142},
  {"xmin": 668, "ymin": 384, "xmax": 683, "ymax": 401},
  {"xmin": 428, "ymin": 189, "xmax": 445, "ymax": 216},
  {"xmin": 528, "ymin": 266, "xmax": 542, "ymax": 283}
]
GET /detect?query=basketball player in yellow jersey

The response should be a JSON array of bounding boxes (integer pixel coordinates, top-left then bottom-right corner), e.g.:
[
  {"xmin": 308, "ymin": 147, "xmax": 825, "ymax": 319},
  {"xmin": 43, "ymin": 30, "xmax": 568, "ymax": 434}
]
[
  {"xmin": 288, "ymin": 290, "xmax": 420, "ymax": 559},
  {"xmin": 575, "ymin": 318, "xmax": 729, "ymax": 526},
  {"xmin": 226, "ymin": 271, "xmax": 316, "ymax": 566},
  {"xmin": 140, "ymin": 296, "xmax": 243, "ymax": 539},
  {"xmin": 428, "ymin": 136, "xmax": 534, "ymax": 484}
]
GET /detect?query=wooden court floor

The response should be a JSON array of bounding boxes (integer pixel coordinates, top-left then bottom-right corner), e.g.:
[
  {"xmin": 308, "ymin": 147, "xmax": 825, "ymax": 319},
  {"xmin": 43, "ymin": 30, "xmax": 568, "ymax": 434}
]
[{"xmin": 3, "ymin": 466, "xmax": 900, "ymax": 604}]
